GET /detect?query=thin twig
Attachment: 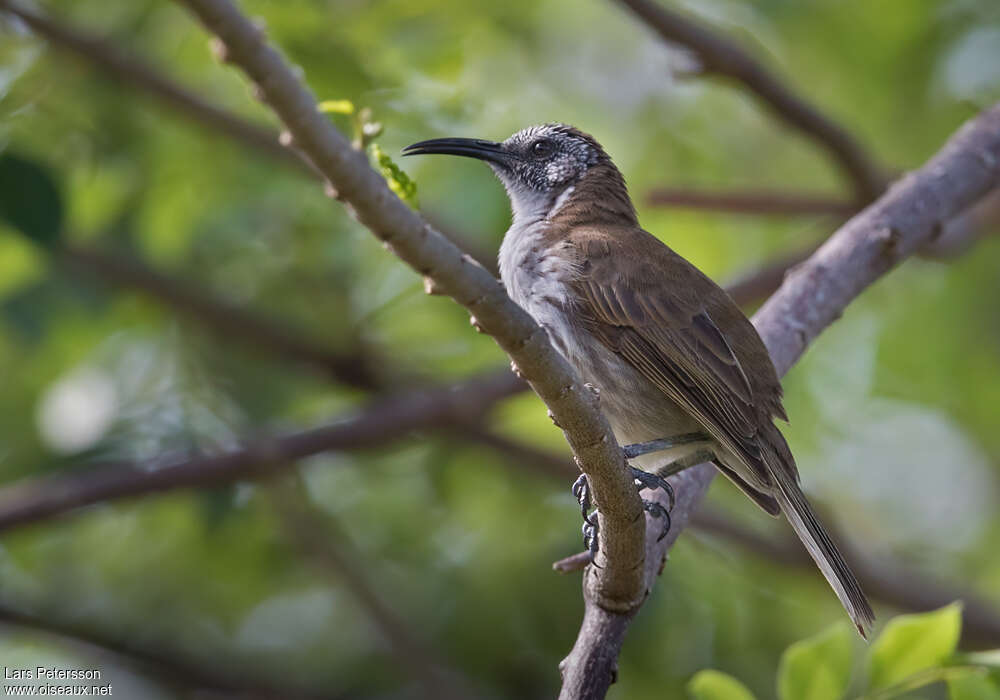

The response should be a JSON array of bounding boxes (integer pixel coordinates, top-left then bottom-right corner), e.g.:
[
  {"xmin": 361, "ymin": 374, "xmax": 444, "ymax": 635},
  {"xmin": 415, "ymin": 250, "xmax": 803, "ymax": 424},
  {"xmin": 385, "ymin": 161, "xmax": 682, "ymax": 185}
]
[
  {"xmin": 614, "ymin": 0, "xmax": 887, "ymax": 202},
  {"xmin": 645, "ymin": 187, "xmax": 855, "ymax": 216},
  {"xmin": 0, "ymin": 0, "xmax": 503, "ymax": 275},
  {"xmin": 0, "ymin": 0, "xmax": 300, "ymax": 169},
  {"xmin": 62, "ymin": 244, "xmax": 383, "ymax": 389}
]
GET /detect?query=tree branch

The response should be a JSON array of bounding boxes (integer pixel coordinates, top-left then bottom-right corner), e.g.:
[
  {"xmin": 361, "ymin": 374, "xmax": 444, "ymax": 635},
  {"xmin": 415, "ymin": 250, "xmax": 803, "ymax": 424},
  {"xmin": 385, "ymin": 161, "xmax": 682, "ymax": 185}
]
[
  {"xmin": 557, "ymin": 104, "xmax": 1000, "ymax": 698},
  {"xmin": 0, "ymin": 369, "xmax": 522, "ymax": 532},
  {"xmin": 614, "ymin": 0, "xmax": 886, "ymax": 202},
  {"xmin": 61, "ymin": 243, "xmax": 384, "ymax": 389},
  {"xmin": 645, "ymin": 187, "xmax": 855, "ymax": 216},
  {"xmin": 173, "ymin": 0, "xmax": 649, "ymax": 617},
  {"xmin": 0, "ymin": 0, "xmax": 301, "ymax": 169}
]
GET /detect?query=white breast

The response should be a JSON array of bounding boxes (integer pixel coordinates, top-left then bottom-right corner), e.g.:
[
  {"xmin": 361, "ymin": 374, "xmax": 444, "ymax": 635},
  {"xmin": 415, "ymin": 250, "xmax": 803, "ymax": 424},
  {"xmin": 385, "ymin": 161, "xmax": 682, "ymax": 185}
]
[{"xmin": 498, "ymin": 221, "xmax": 578, "ymax": 348}]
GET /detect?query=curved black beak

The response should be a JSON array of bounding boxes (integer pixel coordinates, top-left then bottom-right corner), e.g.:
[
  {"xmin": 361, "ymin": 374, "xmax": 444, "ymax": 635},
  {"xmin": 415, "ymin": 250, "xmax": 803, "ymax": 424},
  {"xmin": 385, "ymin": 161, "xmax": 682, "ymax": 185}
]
[{"xmin": 402, "ymin": 137, "xmax": 508, "ymax": 166}]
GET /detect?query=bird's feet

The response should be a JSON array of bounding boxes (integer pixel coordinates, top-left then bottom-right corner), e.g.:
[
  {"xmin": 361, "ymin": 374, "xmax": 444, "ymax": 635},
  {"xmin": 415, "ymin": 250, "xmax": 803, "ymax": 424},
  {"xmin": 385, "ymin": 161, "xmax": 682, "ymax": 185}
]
[
  {"xmin": 572, "ymin": 474, "xmax": 599, "ymax": 556},
  {"xmin": 571, "ymin": 467, "xmax": 677, "ymax": 557},
  {"xmin": 631, "ymin": 467, "xmax": 674, "ymax": 543}
]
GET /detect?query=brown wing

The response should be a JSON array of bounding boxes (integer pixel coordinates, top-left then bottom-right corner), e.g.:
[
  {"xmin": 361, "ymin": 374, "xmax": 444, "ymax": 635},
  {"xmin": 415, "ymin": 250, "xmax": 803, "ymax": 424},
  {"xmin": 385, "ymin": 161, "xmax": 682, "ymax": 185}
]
[
  {"xmin": 566, "ymin": 227, "xmax": 875, "ymax": 631},
  {"xmin": 568, "ymin": 226, "xmax": 785, "ymax": 488}
]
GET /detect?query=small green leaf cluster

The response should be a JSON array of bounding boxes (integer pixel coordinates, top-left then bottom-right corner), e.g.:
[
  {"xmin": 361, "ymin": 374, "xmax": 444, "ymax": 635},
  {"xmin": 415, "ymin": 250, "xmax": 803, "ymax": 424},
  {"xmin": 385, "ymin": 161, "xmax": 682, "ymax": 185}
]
[
  {"xmin": 688, "ymin": 603, "xmax": 1000, "ymax": 700},
  {"xmin": 318, "ymin": 99, "xmax": 418, "ymax": 208}
]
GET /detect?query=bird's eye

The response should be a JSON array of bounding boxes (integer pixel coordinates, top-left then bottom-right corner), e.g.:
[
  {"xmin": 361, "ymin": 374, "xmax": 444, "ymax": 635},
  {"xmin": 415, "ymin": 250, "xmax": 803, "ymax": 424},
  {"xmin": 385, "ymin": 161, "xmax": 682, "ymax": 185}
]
[{"xmin": 531, "ymin": 139, "xmax": 554, "ymax": 158}]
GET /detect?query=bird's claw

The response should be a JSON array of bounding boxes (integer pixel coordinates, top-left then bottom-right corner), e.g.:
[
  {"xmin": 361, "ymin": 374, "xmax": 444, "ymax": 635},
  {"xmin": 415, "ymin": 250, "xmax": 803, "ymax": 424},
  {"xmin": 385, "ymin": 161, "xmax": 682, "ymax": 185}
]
[
  {"xmin": 630, "ymin": 467, "xmax": 675, "ymax": 511},
  {"xmin": 572, "ymin": 468, "xmax": 676, "ymax": 554},
  {"xmin": 643, "ymin": 500, "xmax": 672, "ymax": 542}
]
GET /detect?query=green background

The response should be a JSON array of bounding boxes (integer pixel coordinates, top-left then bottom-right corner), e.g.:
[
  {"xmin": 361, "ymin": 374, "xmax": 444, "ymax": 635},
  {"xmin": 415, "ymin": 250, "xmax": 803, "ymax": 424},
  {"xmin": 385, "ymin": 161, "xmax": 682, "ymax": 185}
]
[{"xmin": 1, "ymin": 0, "xmax": 999, "ymax": 697}]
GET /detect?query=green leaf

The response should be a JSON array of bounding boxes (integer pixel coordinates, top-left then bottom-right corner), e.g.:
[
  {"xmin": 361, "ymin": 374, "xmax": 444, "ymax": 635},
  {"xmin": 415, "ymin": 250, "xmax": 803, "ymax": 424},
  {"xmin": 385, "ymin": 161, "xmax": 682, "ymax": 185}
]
[
  {"xmin": 688, "ymin": 670, "xmax": 757, "ymax": 700},
  {"xmin": 949, "ymin": 672, "xmax": 1000, "ymax": 700},
  {"xmin": 318, "ymin": 99, "xmax": 355, "ymax": 115},
  {"xmin": 778, "ymin": 621, "xmax": 854, "ymax": 700},
  {"xmin": 370, "ymin": 143, "xmax": 418, "ymax": 208},
  {"xmin": 0, "ymin": 152, "xmax": 63, "ymax": 248},
  {"xmin": 869, "ymin": 602, "xmax": 963, "ymax": 690}
]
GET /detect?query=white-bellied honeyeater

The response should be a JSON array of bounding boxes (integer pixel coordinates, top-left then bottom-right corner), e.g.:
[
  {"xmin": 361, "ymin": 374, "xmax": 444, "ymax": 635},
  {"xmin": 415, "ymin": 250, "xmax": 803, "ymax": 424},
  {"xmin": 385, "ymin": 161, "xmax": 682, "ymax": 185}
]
[{"xmin": 404, "ymin": 124, "xmax": 874, "ymax": 637}]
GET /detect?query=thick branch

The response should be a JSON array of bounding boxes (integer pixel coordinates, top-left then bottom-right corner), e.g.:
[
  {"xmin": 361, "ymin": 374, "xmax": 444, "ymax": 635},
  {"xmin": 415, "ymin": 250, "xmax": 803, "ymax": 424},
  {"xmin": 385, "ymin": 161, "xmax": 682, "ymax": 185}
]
[
  {"xmin": 755, "ymin": 106, "xmax": 1000, "ymax": 373},
  {"xmin": 558, "ymin": 104, "xmax": 1000, "ymax": 699},
  {"xmin": 614, "ymin": 0, "xmax": 886, "ymax": 202},
  {"xmin": 174, "ymin": 0, "xmax": 646, "ymax": 613}
]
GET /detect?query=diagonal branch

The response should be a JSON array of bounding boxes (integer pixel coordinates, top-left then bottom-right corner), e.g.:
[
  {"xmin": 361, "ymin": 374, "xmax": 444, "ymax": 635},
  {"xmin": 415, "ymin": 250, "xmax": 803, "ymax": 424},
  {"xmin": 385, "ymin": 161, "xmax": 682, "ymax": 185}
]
[
  {"xmin": 614, "ymin": 0, "xmax": 886, "ymax": 202},
  {"xmin": 173, "ymin": 0, "xmax": 648, "ymax": 616},
  {"xmin": 558, "ymin": 104, "xmax": 1000, "ymax": 699}
]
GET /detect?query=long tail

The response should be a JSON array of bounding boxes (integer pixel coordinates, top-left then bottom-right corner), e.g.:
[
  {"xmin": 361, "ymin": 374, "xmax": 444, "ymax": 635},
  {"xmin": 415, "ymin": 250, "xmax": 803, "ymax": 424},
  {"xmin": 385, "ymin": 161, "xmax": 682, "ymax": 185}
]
[{"xmin": 771, "ymin": 474, "xmax": 875, "ymax": 638}]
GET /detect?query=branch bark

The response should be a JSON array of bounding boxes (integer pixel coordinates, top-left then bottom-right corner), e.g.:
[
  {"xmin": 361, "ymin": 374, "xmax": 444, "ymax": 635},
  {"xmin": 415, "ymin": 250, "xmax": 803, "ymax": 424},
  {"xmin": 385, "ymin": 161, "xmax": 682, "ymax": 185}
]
[
  {"xmin": 614, "ymin": 0, "xmax": 886, "ymax": 202},
  {"xmin": 557, "ymin": 104, "xmax": 1000, "ymax": 698}
]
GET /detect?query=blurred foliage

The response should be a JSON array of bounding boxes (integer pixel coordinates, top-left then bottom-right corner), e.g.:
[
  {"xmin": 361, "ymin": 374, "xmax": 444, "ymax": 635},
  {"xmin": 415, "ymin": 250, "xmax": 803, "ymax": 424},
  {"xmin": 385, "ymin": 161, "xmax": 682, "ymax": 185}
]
[
  {"xmin": 691, "ymin": 604, "xmax": 1000, "ymax": 700},
  {"xmin": 0, "ymin": 0, "xmax": 998, "ymax": 698}
]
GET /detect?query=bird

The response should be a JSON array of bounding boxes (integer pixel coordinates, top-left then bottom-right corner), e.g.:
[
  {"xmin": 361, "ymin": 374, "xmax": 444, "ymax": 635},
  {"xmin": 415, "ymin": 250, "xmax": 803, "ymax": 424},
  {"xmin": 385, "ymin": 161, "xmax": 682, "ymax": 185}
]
[{"xmin": 403, "ymin": 123, "xmax": 875, "ymax": 637}]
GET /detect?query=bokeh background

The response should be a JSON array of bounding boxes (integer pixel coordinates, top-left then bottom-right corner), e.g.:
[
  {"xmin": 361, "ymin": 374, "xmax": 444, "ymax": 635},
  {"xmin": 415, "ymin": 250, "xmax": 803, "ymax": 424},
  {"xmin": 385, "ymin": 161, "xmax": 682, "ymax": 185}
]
[{"xmin": 1, "ymin": 0, "xmax": 999, "ymax": 697}]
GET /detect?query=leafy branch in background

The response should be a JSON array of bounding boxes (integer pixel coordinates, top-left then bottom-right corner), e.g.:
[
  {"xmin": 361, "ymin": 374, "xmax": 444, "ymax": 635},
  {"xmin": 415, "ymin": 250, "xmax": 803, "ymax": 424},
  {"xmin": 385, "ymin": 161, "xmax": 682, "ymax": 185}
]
[
  {"xmin": 318, "ymin": 99, "xmax": 418, "ymax": 207},
  {"xmin": 689, "ymin": 603, "xmax": 1000, "ymax": 700}
]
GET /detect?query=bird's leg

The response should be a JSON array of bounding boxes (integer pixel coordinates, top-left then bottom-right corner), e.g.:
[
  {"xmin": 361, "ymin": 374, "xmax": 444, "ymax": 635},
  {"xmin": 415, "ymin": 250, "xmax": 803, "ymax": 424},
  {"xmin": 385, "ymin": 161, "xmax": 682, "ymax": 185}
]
[
  {"xmin": 621, "ymin": 431, "xmax": 709, "ymax": 459},
  {"xmin": 650, "ymin": 447, "xmax": 718, "ymax": 478}
]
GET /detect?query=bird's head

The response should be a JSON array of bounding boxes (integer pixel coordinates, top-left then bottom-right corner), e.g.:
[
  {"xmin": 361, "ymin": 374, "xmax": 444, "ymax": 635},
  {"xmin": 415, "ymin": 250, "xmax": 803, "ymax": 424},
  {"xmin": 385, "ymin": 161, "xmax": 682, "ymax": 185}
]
[{"xmin": 404, "ymin": 123, "xmax": 627, "ymax": 224}]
